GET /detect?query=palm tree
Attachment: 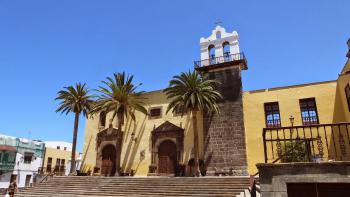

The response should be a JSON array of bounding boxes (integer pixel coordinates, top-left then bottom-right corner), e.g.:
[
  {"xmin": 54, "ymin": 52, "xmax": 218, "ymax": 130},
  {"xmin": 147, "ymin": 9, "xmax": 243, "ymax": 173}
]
[
  {"xmin": 55, "ymin": 83, "xmax": 95, "ymax": 174},
  {"xmin": 163, "ymin": 70, "xmax": 222, "ymax": 176},
  {"xmin": 92, "ymin": 72, "xmax": 148, "ymax": 175}
]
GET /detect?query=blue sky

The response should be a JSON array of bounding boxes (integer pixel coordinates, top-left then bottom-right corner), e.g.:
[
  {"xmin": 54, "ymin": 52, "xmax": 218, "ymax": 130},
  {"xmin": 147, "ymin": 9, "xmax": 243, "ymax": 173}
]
[{"xmin": 0, "ymin": 0, "xmax": 349, "ymax": 152}]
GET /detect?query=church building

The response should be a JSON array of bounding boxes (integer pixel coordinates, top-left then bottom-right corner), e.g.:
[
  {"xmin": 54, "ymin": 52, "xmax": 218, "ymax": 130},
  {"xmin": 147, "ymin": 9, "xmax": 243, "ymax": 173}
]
[{"xmin": 81, "ymin": 25, "xmax": 350, "ymax": 176}]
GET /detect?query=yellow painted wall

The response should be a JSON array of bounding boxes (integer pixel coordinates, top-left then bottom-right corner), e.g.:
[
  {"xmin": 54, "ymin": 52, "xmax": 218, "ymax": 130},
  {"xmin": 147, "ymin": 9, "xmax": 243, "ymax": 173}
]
[
  {"xmin": 81, "ymin": 79, "xmax": 350, "ymax": 176},
  {"xmin": 81, "ymin": 90, "xmax": 204, "ymax": 176},
  {"xmin": 243, "ymin": 81, "xmax": 337, "ymax": 174},
  {"xmin": 81, "ymin": 58, "xmax": 349, "ymax": 176},
  {"xmin": 44, "ymin": 147, "xmax": 72, "ymax": 169}
]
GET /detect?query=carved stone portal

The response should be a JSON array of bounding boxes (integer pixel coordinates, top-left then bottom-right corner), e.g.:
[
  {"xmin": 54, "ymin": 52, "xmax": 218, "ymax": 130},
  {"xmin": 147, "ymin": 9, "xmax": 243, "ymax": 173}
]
[
  {"xmin": 96, "ymin": 125, "xmax": 122, "ymax": 176},
  {"xmin": 149, "ymin": 121, "xmax": 184, "ymax": 176}
]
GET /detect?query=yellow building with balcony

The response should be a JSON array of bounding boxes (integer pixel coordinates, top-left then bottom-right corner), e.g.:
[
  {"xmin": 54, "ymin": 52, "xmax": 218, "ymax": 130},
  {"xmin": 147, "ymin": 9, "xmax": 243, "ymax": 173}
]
[
  {"xmin": 81, "ymin": 26, "xmax": 350, "ymax": 176},
  {"xmin": 42, "ymin": 141, "xmax": 81, "ymax": 176}
]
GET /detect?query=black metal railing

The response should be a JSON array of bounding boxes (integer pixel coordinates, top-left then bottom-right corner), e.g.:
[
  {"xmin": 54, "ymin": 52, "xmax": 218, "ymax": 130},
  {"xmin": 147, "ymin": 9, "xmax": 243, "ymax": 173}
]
[
  {"xmin": 249, "ymin": 175, "xmax": 260, "ymax": 197},
  {"xmin": 263, "ymin": 122, "xmax": 350, "ymax": 163},
  {"xmin": 39, "ymin": 173, "xmax": 54, "ymax": 184},
  {"xmin": 194, "ymin": 52, "xmax": 246, "ymax": 68}
]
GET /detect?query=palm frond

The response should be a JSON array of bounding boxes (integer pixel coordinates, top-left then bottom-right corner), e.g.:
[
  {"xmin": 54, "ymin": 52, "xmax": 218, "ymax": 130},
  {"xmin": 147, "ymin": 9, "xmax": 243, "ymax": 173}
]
[
  {"xmin": 163, "ymin": 70, "xmax": 222, "ymax": 115},
  {"xmin": 55, "ymin": 82, "xmax": 95, "ymax": 118},
  {"xmin": 93, "ymin": 72, "xmax": 147, "ymax": 126}
]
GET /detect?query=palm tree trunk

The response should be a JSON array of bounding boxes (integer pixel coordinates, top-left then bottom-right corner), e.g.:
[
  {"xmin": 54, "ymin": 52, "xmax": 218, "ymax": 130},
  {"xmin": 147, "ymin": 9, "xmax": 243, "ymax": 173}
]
[
  {"xmin": 70, "ymin": 112, "xmax": 79, "ymax": 174},
  {"xmin": 192, "ymin": 109, "xmax": 201, "ymax": 177},
  {"xmin": 115, "ymin": 113, "xmax": 124, "ymax": 176}
]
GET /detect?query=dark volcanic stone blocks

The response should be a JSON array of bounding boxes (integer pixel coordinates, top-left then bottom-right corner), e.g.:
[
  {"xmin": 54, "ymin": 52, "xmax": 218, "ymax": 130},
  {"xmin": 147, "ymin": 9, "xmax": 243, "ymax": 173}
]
[{"xmin": 203, "ymin": 67, "xmax": 248, "ymax": 176}]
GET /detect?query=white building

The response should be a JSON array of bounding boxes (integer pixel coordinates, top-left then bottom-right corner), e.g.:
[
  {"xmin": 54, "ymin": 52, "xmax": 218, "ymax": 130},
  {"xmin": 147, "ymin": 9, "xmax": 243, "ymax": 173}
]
[{"xmin": 0, "ymin": 134, "xmax": 45, "ymax": 189}]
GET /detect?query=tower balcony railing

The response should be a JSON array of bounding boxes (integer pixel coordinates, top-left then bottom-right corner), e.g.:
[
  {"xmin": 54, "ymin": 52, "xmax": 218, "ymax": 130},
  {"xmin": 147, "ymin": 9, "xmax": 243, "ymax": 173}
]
[
  {"xmin": 262, "ymin": 122, "xmax": 350, "ymax": 164},
  {"xmin": 194, "ymin": 52, "xmax": 246, "ymax": 68}
]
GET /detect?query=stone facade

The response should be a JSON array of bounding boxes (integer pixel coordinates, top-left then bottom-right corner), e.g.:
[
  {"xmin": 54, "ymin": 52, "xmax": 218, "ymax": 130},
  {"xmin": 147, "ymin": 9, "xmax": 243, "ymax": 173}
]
[
  {"xmin": 82, "ymin": 26, "xmax": 350, "ymax": 177},
  {"xmin": 203, "ymin": 67, "xmax": 248, "ymax": 176},
  {"xmin": 95, "ymin": 125, "xmax": 120, "ymax": 175},
  {"xmin": 149, "ymin": 121, "xmax": 184, "ymax": 176},
  {"xmin": 257, "ymin": 162, "xmax": 350, "ymax": 197}
]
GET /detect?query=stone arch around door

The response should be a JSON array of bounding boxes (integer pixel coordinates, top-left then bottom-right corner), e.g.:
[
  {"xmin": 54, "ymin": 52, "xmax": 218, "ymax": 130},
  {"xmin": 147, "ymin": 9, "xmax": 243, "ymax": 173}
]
[
  {"xmin": 148, "ymin": 121, "xmax": 184, "ymax": 176},
  {"xmin": 96, "ymin": 125, "xmax": 122, "ymax": 176}
]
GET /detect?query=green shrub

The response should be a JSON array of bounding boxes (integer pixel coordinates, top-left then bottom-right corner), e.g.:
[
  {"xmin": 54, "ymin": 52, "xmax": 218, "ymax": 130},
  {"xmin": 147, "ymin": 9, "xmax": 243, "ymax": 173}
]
[{"xmin": 281, "ymin": 141, "xmax": 310, "ymax": 163}]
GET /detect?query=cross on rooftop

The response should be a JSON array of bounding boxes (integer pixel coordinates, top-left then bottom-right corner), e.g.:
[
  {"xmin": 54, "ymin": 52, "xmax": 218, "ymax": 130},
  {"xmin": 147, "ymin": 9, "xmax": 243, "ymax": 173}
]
[{"xmin": 215, "ymin": 20, "xmax": 222, "ymax": 27}]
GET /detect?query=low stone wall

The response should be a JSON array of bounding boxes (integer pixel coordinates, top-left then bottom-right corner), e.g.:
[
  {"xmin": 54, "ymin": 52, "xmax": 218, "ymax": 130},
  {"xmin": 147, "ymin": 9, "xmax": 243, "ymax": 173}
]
[{"xmin": 256, "ymin": 162, "xmax": 350, "ymax": 197}]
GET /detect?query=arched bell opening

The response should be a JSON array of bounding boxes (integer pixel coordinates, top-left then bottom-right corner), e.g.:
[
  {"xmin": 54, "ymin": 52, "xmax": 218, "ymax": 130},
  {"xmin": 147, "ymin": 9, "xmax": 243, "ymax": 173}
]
[
  {"xmin": 222, "ymin": 42, "xmax": 230, "ymax": 62},
  {"xmin": 208, "ymin": 45, "xmax": 216, "ymax": 65}
]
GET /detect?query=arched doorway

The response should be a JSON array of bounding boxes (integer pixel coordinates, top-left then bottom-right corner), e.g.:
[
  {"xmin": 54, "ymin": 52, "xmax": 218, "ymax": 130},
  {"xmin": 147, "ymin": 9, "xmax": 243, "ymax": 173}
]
[
  {"xmin": 149, "ymin": 121, "xmax": 184, "ymax": 176},
  {"xmin": 158, "ymin": 140, "xmax": 177, "ymax": 175},
  {"xmin": 101, "ymin": 144, "xmax": 116, "ymax": 176}
]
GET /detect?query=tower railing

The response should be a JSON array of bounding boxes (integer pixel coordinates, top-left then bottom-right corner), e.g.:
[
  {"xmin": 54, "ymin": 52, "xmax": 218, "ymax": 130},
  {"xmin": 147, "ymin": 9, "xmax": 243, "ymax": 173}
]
[
  {"xmin": 262, "ymin": 122, "xmax": 350, "ymax": 163},
  {"xmin": 194, "ymin": 52, "xmax": 246, "ymax": 68}
]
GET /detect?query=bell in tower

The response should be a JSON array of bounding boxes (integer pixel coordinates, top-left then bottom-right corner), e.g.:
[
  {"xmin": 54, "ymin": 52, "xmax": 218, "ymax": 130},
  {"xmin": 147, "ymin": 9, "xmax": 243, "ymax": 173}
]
[{"xmin": 195, "ymin": 25, "xmax": 248, "ymax": 176}]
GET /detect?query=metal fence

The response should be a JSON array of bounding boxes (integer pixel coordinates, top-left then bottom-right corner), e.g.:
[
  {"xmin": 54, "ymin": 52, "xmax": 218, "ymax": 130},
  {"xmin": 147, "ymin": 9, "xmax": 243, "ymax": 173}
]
[
  {"xmin": 263, "ymin": 122, "xmax": 350, "ymax": 163},
  {"xmin": 194, "ymin": 52, "xmax": 246, "ymax": 68}
]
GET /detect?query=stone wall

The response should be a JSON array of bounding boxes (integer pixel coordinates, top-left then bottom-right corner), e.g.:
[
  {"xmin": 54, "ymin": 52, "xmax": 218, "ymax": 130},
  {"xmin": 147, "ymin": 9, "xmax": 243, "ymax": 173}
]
[
  {"xmin": 257, "ymin": 162, "xmax": 350, "ymax": 197},
  {"xmin": 203, "ymin": 67, "xmax": 248, "ymax": 175}
]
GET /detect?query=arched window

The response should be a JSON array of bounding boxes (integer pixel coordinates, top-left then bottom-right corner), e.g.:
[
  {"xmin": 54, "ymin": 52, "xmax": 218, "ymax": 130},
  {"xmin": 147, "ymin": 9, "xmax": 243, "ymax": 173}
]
[
  {"xmin": 208, "ymin": 45, "xmax": 216, "ymax": 64},
  {"xmin": 223, "ymin": 42, "xmax": 230, "ymax": 62},
  {"xmin": 216, "ymin": 31, "xmax": 221, "ymax": 39},
  {"xmin": 99, "ymin": 111, "xmax": 106, "ymax": 127}
]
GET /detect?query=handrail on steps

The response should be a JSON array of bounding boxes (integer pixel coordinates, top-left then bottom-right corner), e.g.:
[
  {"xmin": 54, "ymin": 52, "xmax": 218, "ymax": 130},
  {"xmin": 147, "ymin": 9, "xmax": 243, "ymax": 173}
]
[{"xmin": 39, "ymin": 173, "xmax": 53, "ymax": 184}]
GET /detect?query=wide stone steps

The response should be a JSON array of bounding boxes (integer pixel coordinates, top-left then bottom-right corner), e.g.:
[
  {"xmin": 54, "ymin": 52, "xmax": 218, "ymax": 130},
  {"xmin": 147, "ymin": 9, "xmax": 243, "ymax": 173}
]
[
  {"xmin": 19, "ymin": 191, "xmax": 246, "ymax": 196},
  {"xmin": 18, "ymin": 176, "xmax": 252, "ymax": 197}
]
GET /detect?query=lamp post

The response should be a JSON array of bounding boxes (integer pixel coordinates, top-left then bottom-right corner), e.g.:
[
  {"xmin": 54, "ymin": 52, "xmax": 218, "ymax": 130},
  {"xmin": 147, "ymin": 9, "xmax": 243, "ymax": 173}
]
[
  {"xmin": 289, "ymin": 115, "xmax": 295, "ymax": 138},
  {"xmin": 289, "ymin": 115, "xmax": 294, "ymax": 127}
]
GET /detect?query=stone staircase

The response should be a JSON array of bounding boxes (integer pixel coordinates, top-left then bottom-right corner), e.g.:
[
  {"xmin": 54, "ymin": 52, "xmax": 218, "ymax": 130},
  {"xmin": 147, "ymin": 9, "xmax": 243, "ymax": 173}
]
[{"xmin": 18, "ymin": 176, "xmax": 255, "ymax": 197}]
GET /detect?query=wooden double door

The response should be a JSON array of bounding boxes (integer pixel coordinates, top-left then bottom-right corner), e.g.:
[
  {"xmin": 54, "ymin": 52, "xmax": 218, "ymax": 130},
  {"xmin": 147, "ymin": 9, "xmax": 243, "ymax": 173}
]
[
  {"xmin": 158, "ymin": 140, "xmax": 177, "ymax": 175},
  {"xmin": 101, "ymin": 144, "xmax": 116, "ymax": 176}
]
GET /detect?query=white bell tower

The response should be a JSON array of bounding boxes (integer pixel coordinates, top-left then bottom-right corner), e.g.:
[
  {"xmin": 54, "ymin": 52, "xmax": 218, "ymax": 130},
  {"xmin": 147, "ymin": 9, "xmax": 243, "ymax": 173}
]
[
  {"xmin": 198, "ymin": 26, "xmax": 241, "ymax": 67},
  {"xmin": 195, "ymin": 25, "xmax": 248, "ymax": 176}
]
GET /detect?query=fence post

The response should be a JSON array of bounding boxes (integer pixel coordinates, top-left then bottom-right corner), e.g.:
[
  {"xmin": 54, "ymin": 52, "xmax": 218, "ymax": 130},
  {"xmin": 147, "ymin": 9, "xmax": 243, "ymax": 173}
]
[{"xmin": 263, "ymin": 129, "xmax": 268, "ymax": 163}]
